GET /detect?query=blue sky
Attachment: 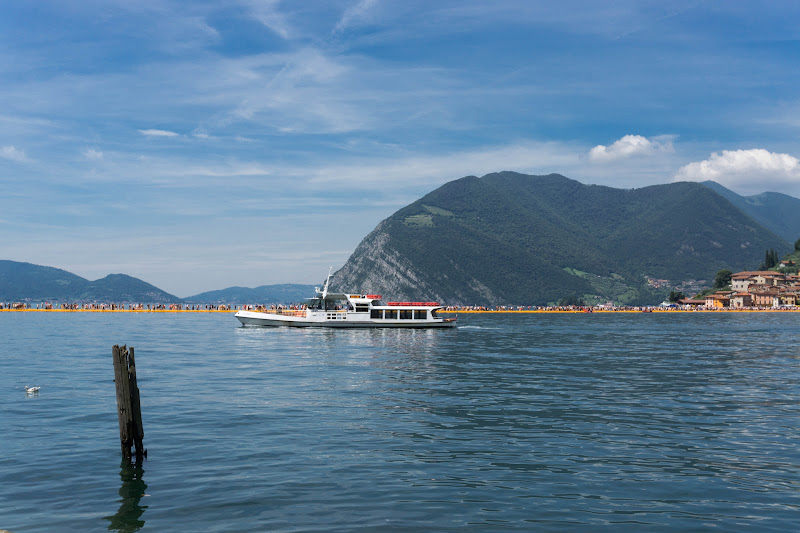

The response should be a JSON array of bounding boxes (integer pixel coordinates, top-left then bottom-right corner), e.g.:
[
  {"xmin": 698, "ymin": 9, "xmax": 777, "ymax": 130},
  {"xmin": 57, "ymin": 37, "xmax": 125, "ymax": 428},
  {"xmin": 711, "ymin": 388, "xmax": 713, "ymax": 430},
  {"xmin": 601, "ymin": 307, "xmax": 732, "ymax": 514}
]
[{"xmin": 2, "ymin": 1, "xmax": 800, "ymax": 296}]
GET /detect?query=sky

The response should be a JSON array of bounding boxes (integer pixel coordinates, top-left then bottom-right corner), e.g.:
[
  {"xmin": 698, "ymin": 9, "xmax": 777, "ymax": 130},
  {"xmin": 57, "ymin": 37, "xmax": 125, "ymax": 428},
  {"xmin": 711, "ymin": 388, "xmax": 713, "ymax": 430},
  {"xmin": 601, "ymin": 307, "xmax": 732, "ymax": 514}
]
[{"xmin": 2, "ymin": 1, "xmax": 800, "ymax": 297}]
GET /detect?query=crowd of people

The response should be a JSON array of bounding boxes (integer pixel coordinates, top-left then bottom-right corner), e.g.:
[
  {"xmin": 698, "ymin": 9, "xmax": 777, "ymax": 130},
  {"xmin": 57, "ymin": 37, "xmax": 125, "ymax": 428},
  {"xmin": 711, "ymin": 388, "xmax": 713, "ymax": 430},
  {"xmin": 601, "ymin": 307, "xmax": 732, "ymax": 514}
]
[
  {"xmin": 2, "ymin": 302, "xmax": 797, "ymax": 313},
  {"xmin": 0, "ymin": 302, "xmax": 232, "ymax": 311}
]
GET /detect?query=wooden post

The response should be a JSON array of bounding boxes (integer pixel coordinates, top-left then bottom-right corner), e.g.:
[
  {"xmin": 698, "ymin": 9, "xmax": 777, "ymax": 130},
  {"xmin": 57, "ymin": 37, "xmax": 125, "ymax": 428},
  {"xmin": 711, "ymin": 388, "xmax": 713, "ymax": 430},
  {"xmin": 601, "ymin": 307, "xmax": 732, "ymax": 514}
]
[
  {"xmin": 113, "ymin": 345, "xmax": 145, "ymax": 461},
  {"xmin": 112, "ymin": 345, "xmax": 131, "ymax": 459},
  {"xmin": 128, "ymin": 347, "xmax": 145, "ymax": 460}
]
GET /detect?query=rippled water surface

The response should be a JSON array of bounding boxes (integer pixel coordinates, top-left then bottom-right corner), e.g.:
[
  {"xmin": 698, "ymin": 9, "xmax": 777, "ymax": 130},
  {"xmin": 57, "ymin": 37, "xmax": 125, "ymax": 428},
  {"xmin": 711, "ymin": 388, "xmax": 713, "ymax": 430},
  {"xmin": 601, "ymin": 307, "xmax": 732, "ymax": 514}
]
[{"xmin": 2, "ymin": 312, "xmax": 799, "ymax": 531}]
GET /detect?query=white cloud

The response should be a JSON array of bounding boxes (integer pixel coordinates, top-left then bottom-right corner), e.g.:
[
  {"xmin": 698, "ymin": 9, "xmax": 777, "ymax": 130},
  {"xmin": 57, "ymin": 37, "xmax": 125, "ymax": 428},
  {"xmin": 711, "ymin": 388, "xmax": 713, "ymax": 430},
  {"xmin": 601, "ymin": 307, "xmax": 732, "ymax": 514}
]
[
  {"xmin": 335, "ymin": 0, "xmax": 378, "ymax": 33},
  {"xmin": 589, "ymin": 134, "xmax": 674, "ymax": 162},
  {"xmin": 0, "ymin": 145, "xmax": 28, "ymax": 162},
  {"xmin": 674, "ymin": 148, "xmax": 800, "ymax": 192},
  {"xmin": 139, "ymin": 129, "xmax": 179, "ymax": 137},
  {"xmin": 83, "ymin": 148, "xmax": 103, "ymax": 160}
]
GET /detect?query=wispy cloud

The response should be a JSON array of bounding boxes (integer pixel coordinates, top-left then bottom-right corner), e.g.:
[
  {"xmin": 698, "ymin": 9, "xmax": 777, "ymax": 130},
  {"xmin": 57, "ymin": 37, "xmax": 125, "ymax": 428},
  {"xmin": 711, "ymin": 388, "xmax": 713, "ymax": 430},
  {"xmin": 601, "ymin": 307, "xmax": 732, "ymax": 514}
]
[
  {"xmin": 335, "ymin": 0, "xmax": 379, "ymax": 33},
  {"xmin": 674, "ymin": 148, "xmax": 800, "ymax": 193},
  {"xmin": 244, "ymin": 0, "xmax": 292, "ymax": 39},
  {"xmin": 589, "ymin": 134, "xmax": 674, "ymax": 162},
  {"xmin": 139, "ymin": 129, "xmax": 179, "ymax": 137},
  {"xmin": 0, "ymin": 145, "xmax": 29, "ymax": 162},
  {"xmin": 221, "ymin": 48, "xmax": 361, "ymax": 133},
  {"xmin": 306, "ymin": 140, "xmax": 583, "ymax": 188}
]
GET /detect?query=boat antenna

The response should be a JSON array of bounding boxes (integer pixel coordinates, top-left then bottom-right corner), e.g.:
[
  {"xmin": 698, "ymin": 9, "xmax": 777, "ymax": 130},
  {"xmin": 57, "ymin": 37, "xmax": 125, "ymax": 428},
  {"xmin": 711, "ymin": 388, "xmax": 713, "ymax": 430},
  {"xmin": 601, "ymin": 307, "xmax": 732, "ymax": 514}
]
[{"xmin": 321, "ymin": 267, "xmax": 333, "ymax": 300}]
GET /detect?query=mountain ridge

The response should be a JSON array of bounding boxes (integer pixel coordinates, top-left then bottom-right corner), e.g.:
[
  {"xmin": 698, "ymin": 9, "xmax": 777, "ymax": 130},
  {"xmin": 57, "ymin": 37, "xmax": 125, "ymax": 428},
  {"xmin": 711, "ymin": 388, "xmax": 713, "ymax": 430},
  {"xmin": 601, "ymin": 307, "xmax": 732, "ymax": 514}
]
[
  {"xmin": 0, "ymin": 260, "xmax": 315, "ymax": 304},
  {"xmin": 700, "ymin": 181, "xmax": 800, "ymax": 242},
  {"xmin": 0, "ymin": 260, "xmax": 180, "ymax": 303}
]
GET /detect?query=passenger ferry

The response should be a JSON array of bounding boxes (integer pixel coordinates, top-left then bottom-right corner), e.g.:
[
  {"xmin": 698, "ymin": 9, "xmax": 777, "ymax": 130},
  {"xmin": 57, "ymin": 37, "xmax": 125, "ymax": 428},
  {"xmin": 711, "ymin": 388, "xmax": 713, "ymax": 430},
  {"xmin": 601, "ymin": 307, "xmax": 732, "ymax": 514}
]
[{"xmin": 235, "ymin": 270, "xmax": 456, "ymax": 328}]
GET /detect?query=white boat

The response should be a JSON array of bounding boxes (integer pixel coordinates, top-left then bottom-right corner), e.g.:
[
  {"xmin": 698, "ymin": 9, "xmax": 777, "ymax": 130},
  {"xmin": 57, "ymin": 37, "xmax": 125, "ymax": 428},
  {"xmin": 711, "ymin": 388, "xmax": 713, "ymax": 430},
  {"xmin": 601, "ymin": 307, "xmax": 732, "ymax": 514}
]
[{"xmin": 235, "ymin": 270, "xmax": 456, "ymax": 328}]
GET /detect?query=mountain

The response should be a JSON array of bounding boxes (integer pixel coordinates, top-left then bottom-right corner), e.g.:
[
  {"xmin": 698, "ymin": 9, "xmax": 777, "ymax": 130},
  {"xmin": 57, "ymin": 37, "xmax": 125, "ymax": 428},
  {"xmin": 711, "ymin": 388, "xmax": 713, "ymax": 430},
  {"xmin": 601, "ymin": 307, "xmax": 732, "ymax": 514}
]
[
  {"xmin": 331, "ymin": 172, "xmax": 790, "ymax": 306},
  {"xmin": 0, "ymin": 261, "xmax": 89, "ymax": 301},
  {"xmin": 0, "ymin": 259, "xmax": 313, "ymax": 304},
  {"xmin": 186, "ymin": 284, "xmax": 316, "ymax": 304},
  {"xmin": 81, "ymin": 274, "xmax": 178, "ymax": 302},
  {"xmin": 0, "ymin": 261, "xmax": 179, "ymax": 303},
  {"xmin": 701, "ymin": 181, "xmax": 800, "ymax": 243}
]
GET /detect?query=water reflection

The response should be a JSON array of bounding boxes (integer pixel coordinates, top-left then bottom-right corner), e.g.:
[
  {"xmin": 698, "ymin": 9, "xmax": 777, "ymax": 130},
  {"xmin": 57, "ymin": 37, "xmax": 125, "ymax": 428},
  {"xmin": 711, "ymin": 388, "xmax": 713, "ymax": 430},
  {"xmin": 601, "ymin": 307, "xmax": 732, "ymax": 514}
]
[{"xmin": 104, "ymin": 460, "xmax": 147, "ymax": 532}]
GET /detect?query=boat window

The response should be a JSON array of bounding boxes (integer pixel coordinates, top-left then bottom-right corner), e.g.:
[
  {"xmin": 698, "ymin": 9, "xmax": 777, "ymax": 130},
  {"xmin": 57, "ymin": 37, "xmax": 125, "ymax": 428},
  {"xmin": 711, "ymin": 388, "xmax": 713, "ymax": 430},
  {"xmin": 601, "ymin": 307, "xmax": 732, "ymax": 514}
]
[
  {"xmin": 399, "ymin": 309, "xmax": 413, "ymax": 319},
  {"xmin": 385, "ymin": 309, "xmax": 397, "ymax": 319},
  {"xmin": 355, "ymin": 305, "xmax": 369, "ymax": 313},
  {"xmin": 371, "ymin": 309, "xmax": 382, "ymax": 319},
  {"xmin": 414, "ymin": 310, "xmax": 428, "ymax": 319},
  {"xmin": 431, "ymin": 309, "xmax": 441, "ymax": 318}
]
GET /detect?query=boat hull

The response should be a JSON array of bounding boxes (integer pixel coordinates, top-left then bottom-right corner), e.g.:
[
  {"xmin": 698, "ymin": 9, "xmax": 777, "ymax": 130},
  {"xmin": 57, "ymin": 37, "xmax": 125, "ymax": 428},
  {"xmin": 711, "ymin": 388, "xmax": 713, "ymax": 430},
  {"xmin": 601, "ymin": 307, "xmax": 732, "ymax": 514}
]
[{"xmin": 234, "ymin": 310, "xmax": 456, "ymax": 328}]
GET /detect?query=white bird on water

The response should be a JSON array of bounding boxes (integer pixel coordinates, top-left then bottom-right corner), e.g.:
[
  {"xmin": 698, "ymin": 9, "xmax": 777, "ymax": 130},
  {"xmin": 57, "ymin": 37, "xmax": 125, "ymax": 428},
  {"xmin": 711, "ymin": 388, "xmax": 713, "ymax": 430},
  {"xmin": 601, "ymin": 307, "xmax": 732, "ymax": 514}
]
[{"xmin": 25, "ymin": 385, "xmax": 40, "ymax": 394}]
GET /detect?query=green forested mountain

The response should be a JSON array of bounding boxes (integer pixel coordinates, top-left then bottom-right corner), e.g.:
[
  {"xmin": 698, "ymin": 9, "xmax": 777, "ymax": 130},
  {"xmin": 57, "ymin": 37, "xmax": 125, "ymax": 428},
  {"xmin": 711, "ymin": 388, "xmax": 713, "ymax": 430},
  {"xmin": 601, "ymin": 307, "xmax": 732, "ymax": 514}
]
[
  {"xmin": 701, "ymin": 181, "xmax": 800, "ymax": 243},
  {"xmin": 332, "ymin": 172, "xmax": 791, "ymax": 306},
  {"xmin": 0, "ymin": 261, "xmax": 179, "ymax": 302}
]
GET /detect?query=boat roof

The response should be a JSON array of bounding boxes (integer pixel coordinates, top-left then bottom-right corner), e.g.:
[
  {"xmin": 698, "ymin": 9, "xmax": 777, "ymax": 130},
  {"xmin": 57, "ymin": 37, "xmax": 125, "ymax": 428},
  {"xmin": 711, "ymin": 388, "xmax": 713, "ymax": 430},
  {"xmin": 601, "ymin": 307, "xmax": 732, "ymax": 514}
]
[
  {"xmin": 306, "ymin": 292, "xmax": 441, "ymax": 307},
  {"xmin": 308, "ymin": 270, "xmax": 442, "ymax": 307}
]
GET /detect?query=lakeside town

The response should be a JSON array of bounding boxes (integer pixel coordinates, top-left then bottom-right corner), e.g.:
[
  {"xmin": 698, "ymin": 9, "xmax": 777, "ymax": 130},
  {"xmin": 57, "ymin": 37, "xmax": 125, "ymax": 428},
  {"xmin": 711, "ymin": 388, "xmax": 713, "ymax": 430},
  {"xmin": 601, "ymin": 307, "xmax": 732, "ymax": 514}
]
[{"xmin": 698, "ymin": 269, "xmax": 800, "ymax": 308}]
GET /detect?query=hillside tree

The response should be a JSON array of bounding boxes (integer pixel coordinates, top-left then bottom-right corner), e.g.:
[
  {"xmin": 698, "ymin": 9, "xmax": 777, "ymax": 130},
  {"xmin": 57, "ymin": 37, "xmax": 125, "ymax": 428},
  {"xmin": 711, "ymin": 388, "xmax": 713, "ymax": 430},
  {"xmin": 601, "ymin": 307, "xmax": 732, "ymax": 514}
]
[
  {"xmin": 668, "ymin": 290, "xmax": 685, "ymax": 302},
  {"xmin": 713, "ymin": 269, "xmax": 732, "ymax": 289},
  {"xmin": 765, "ymin": 249, "xmax": 779, "ymax": 269}
]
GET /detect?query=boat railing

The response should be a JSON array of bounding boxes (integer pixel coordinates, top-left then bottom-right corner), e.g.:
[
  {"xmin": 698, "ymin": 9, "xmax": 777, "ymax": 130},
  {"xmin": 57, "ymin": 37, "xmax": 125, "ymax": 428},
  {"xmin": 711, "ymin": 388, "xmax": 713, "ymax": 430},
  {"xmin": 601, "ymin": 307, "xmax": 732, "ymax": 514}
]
[
  {"xmin": 267, "ymin": 308, "xmax": 307, "ymax": 317},
  {"xmin": 387, "ymin": 302, "xmax": 440, "ymax": 306}
]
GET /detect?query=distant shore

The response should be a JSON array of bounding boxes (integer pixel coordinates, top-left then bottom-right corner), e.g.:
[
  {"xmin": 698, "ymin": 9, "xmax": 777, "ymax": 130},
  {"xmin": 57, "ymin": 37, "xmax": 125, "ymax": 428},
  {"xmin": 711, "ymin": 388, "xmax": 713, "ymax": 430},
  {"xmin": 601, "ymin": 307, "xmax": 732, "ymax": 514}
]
[{"xmin": 2, "ymin": 307, "xmax": 798, "ymax": 314}]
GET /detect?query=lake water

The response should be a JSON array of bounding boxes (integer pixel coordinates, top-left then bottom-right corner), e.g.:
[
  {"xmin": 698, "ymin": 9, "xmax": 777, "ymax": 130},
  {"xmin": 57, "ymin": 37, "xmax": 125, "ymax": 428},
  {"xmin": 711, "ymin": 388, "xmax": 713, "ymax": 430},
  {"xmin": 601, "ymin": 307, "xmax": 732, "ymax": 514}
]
[{"xmin": 1, "ymin": 311, "xmax": 799, "ymax": 532}]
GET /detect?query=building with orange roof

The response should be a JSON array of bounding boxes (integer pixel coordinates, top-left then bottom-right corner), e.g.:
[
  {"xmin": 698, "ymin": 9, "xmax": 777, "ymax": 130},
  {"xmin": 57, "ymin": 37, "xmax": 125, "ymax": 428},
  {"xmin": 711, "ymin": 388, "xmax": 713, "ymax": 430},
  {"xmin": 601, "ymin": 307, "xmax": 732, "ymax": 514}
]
[{"xmin": 729, "ymin": 292, "xmax": 753, "ymax": 308}]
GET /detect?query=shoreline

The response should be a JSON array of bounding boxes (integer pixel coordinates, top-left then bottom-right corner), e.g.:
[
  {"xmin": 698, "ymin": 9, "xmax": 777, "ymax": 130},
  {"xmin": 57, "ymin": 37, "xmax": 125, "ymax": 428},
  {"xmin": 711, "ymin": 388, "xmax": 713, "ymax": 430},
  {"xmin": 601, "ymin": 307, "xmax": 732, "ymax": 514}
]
[{"xmin": 1, "ymin": 308, "xmax": 799, "ymax": 314}]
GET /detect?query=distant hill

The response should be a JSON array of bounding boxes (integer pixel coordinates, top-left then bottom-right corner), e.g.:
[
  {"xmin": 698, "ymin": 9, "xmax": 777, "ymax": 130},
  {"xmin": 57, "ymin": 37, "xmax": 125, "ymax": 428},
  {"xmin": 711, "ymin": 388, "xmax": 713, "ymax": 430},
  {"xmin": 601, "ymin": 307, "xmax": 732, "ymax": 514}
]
[
  {"xmin": 186, "ymin": 284, "xmax": 316, "ymax": 304},
  {"xmin": 0, "ymin": 259, "xmax": 315, "ymax": 304},
  {"xmin": 701, "ymin": 181, "xmax": 800, "ymax": 243},
  {"xmin": 0, "ymin": 261, "xmax": 180, "ymax": 303},
  {"xmin": 331, "ymin": 172, "xmax": 791, "ymax": 306}
]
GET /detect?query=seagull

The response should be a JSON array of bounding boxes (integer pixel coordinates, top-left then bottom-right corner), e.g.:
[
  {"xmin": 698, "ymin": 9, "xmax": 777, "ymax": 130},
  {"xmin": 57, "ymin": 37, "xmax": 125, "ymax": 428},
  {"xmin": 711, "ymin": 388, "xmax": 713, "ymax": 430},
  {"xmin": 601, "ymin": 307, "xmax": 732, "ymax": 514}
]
[{"xmin": 25, "ymin": 385, "xmax": 40, "ymax": 394}]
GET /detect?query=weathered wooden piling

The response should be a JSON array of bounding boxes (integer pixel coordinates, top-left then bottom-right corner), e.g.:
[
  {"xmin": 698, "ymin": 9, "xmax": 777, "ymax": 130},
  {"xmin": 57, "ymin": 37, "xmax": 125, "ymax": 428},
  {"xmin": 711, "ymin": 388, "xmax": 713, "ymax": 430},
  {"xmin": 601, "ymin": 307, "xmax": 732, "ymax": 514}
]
[{"xmin": 112, "ymin": 345, "xmax": 145, "ymax": 461}]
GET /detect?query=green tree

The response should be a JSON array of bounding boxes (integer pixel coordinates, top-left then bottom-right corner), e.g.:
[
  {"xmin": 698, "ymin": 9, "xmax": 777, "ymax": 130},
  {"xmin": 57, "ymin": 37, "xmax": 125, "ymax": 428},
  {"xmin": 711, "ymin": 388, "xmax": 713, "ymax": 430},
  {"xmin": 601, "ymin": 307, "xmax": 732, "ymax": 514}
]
[
  {"xmin": 795, "ymin": 238, "xmax": 800, "ymax": 252},
  {"xmin": 765, "ymin": 248, "xmax": 780, "ymax": 269},
  {"xmin": 668, "ymin": 290, "xmax": 685, "ymax": 302},
  {"xmin": 713, "ymin": 269, "xmax": 732, "ymax": 289}
]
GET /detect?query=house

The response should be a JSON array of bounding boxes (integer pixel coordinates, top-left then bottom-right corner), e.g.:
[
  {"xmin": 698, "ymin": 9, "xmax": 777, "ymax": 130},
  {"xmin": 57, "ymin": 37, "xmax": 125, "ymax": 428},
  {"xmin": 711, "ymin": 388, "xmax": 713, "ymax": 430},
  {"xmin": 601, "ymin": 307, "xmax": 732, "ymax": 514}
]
[
  {"xmin": 780, "ymin": 292, "xmax": 797, "ymax": 306},
  {"xmin": 705, "ymin": 293, "xmax": 730, "ymax": 308},
  {"xmin": 729, "ymin": 292, "xmax": 753, "ymax": 308},
  {"xmin": 751, "ymin": 289, "xmax": 780, "ymax": 308},
  {"xmin": 731, "ymin": 272, "xmax": 758, "ymax": 291},
  {"xmin": 730, "ymin": 271, "xmax": 789, "ymax": 289}
]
